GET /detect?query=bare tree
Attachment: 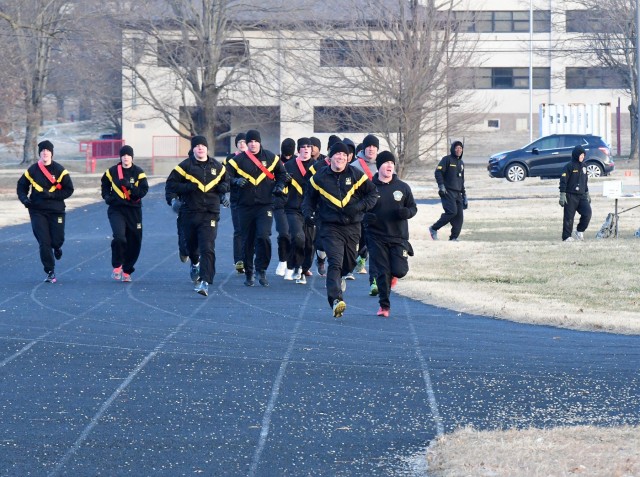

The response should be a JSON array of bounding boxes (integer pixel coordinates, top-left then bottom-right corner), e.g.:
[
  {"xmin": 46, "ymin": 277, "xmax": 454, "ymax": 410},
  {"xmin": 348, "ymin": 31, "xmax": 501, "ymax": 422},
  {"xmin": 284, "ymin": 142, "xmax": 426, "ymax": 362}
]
[
  {"xmin": 291, "ymin": 0, "xmax": 477, "ymax": 177},
  {"xmin": 554, "ymin": 1, "xmax": 637, "ymax": 160},
  {"xmin": 0, "ymin": 0, "xmax": 78, "ymax": 163},
  {"xmin": 122, "ymin": 0, "xmax": 286, "ymax": 147}
]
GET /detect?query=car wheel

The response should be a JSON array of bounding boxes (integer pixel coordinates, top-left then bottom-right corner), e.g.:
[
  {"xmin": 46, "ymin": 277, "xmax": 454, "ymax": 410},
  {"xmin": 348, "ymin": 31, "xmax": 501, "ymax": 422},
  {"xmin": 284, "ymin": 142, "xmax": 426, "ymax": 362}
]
[
  {"xmin": 585, "ymin": 162, "xmax": 603, "ymax": 178},
  {"xmin": 505, "ymin": 163, "xmax": 527, "ymax": 182}
]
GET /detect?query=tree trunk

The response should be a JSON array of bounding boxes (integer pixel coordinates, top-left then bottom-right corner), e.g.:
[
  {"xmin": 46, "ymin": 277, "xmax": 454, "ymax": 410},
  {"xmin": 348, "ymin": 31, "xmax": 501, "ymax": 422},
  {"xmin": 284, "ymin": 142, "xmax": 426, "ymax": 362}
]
[
  {"xmin": 22, "ymin": 103, "xmax": 41, "ymax": 163},
  {"xmin": 629, "ymin": 103, "xmax": 638, "ymax": 162}
]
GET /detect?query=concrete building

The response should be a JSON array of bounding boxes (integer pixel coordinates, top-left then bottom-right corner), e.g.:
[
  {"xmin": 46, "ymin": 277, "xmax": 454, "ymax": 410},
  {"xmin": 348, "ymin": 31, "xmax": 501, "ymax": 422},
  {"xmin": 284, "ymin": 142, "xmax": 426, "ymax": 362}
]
[{"xmin": 121, "ymin": 1, "xmax": 631, "ymax": 165}]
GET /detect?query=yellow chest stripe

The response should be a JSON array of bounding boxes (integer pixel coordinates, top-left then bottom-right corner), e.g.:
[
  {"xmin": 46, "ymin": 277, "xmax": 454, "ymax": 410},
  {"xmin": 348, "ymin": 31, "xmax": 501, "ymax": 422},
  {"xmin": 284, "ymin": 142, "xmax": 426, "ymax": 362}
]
[
  {"xmin": 310, "ymin": 174, "xmax": 368, "ymax": 208},
  {"xmin": 228, "ymin": 156, "xmax": 279, "ymax": 186},
  {"xmin": 175, "ymin": 165, "xmax": 226, "ymax": 192},
  {"xmin": 25, "ymin": 169, "xmax": 68, "ymax": 192}
]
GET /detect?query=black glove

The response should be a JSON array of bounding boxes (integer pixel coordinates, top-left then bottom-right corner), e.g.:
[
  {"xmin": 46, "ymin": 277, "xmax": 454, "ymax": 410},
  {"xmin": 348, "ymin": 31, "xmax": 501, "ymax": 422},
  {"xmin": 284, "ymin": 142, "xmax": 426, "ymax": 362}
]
[
  {"xmin": 438, "ymin": 184, "xmax": 447, "ymax": 198},
  {"xmin": 343, "ymin": 201, "xmax": 363, "ymax": 216},
  {"xmin": 586, "ymin": 192, "xmax": 591, "ymax": 204},
  {"xmin": 462, "ymin": 195, "xmax": 468, "ymax": 210},
  {"xmin": 221, "ymin": 193, "xmax": 230, "ymax": 208},
  {"xmin": 284, "ymin": 173, "xmax": 293, "ymax": 184},
  {"xmin": 396, "ymin": 207, "xmax": 411, "ymax": 219},
  {"xmin": 272, "ymin": 184, "xmax": 285, "ymax": 197},
  {"xmin": 233, "ymin": 177, "xmax": 248, "ymax": 188},
  {"xmin": 22, "ymin": 198, "xmax": 32, "ymax": 208},
  {"xmin": 304, "ymin": 215, "xmax": 316, "ymax": 227},
  {"xmin": 363, "ymin": 212, "xmax": 377, "ymax": 225},
  {"xmin": 171, "ymin": 197, "xmax": 182, "ymax": 213},
  {"xmin": 117, "ymin": 178, "xmax": 129, "ymax": 188}
]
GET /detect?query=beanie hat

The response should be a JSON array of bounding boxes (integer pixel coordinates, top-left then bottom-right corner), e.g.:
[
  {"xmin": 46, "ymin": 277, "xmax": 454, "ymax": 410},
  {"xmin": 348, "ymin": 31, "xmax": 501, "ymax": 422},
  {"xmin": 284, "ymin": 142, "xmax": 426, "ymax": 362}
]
[
  {"xmin": 234, "ymin": 133, "xmax": 246, "ymax": 147},
  {"xmin": 297, "ymin": 137, "xmax": 311, "ymax": 151},
  {"xmin": 309, "ymin": 136, "xmax": 322, "ymax": 150},
  {"xmin": 376, "ymin": 150, "xmax": 396, "ymax": 170},
  {"xmin": 327, "ymin": 134, "xmax": 341, "ymax": 151},
  {"xmin": 38, "ymin": 140, "xmax": 54, "ymax": 156},
  {"xmin": 119, "ymin": 145, "xmax": 134, "ymax": 158},
  {"xmin": 356, "ymin": 143, "xmax": 364, "ymax": 154},
  {"xmin": 362, "ymin": 134, "xmax": 379, "ymax": 150},
  {"xmin": 191, "ymin": 135, "xmax": 208, "ymax": 149},
  {"xmin": 281, "ymin": 138, "xmax": 296, "ymax": 157},
  {"xmin": 342, "ymin": 137, "xmax": 355, "ymax": 155},
  {"xmin": 329, "ymin": 141, "xmax": 349, "ymax": 157},
  {"xmin": 246, "ymin": 129, "xmax": 261, "ymax": 143}
]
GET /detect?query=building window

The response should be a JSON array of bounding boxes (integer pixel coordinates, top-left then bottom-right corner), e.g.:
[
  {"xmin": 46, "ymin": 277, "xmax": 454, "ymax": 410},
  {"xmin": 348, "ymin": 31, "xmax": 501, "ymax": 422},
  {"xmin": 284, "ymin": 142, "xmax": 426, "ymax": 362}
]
[
  {"xmin": 487, "ymin": 119, "xmax": 500, "ymax": 128},
  {"xmin": 320, "ymin": 39, "xmax": 394, "ymax": 67},
  {"xmin": 566, "ymin": 10, "xmax": 608, "ymax": 33},
  {"xmin": 314, "ymin": 107, "xmax": 387, "ymax": 133},
  {"xmin": 157, "ymin": 40, "xmax": 249, "ymax": 68},
  {"xmin": 446, "ymin": 10, "xmax": 550, "ymax": 33},
  {"xmin": 451, "ymin": 67, "xmax": 550, "ymax": 89},
  {"xmin": 566, "ymin": 67, "xmax": 627, "ymax": 89}
]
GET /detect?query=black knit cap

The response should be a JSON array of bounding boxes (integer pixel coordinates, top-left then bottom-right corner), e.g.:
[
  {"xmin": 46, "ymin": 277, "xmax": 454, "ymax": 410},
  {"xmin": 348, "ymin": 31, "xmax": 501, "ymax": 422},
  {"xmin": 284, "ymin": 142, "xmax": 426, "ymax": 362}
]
[
  {"xmin": 309, "ymin": 136, "xmax": 321, "ymax": 150},
  {"xmin": 327, "ymin": 134, "xmax": 342, "ymax": 151},
  {"xmin": 246, "ymin": 129, "xmax": 261, "ymax": 143},
  {"xmin": 362, "ymin": 134, "xmax": 379, "ymax": 149},
  {"xmin": 329, "ymin": 141, "xmax": 349, "ymax": 157},
  {"xmin": 297, "ymin": 137, "xmax": 311, "ymax": 151},
  {"xmin": 119, "ymin": 145, "xmax": 134, "ymax": 158},
  {"xmin": 191, "ymin": 135, "xmax": 208, "ymax": 149},
  {"xmin": 235, "ymin": 133, "xmax": 246, "ymax": 147},
  {"xmin": 376, "ymin": 150, "xmax": 395, "ymax": 170},
  {"xmin": 281, "ymin": 138, "xmax": 296, "ymax": 156},
  {"xmin": 572, "ymin": 145, "xmax": 586, "ymax": 161},
  {"xmin": 342, "ymin": 137, "xmax": 355, "ymax": 155},
  {"xmin": 38, "ymin": 140, "xmax": 54, "ymax": 155}
]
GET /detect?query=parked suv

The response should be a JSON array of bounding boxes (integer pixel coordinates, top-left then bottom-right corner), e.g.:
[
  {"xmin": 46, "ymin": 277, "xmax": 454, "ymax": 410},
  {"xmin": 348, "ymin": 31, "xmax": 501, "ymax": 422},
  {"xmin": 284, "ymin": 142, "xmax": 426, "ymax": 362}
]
[{"xmin": 487, "ymin": 134, "xmax": 614, "ymax": 182}]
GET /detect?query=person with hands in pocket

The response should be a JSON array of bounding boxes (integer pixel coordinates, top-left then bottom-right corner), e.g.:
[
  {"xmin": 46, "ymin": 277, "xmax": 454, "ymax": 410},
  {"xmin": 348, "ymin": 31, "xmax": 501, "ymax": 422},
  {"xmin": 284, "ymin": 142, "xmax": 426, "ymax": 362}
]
[
  {"xmin": 428, "ymin": 140, "xmax": 467, "ymax": 241},
  {"xmin": 165, "ymin": 136, "xmax": 229, "ymax": 296},
  {"xmin": 101, "ymin": 145, "xmax": 148, "ymax": 283},
  {"xmin": 17, "ymin": 140, "xmax": 74, "ymax": 283},
  {"xmin": 363, "ymin": 151, "xmax": 417, "ymax": 318},
  {"xmin": 559, "ymin": 145, "xmax": 592, "ymax": 242}
]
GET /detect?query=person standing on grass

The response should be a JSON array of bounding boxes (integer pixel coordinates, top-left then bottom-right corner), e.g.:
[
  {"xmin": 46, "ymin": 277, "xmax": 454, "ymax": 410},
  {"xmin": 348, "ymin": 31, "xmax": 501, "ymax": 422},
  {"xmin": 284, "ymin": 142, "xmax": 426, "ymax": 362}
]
[
  {"xmin": 17, "ymin": 140, "xmax": 74, "ymax": 283},
  {"xmin": 302, "ymin": 141, "xmax": 378, "ymax": 318},
  {"xmin": 559, "ymin": 145, "xmax": 591, "ymax": 242},
  {"xmin": 101, "ymin": 145, "xmax": 149, "ymax": 283},
  {"xmin": 363, "ymin": 151, "xmax": 417, "ymax": 318},
  {"xmin": 165, "ymin": 135, "xmax": 229, "ymax": 297},
  {"xmin": 428, "ymin": 140, "xmax": 467, "ymax": 241}
]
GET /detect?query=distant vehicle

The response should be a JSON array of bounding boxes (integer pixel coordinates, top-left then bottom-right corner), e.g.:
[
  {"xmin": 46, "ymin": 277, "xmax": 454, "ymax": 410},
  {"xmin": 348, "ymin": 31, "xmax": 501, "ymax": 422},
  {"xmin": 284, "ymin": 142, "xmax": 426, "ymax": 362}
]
[
  {"xmin": 487, "ymin": 134, "xmax": 614, "ymax": 182},
  {"xmin": 99, "ymin": 133, "xmax": 122, "ymax": 140}
]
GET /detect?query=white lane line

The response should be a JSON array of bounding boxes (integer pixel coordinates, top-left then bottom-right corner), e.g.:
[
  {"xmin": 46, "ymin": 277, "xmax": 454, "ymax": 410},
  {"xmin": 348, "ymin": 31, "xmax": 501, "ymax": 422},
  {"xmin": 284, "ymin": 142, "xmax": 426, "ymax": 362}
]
[
  {"xmin": 248, "ymin": 291, "xmax": 311, "ymax": 477},
  {"xmin": 403, "ymin": 298, "xmax": 444, "ymax": 437}
]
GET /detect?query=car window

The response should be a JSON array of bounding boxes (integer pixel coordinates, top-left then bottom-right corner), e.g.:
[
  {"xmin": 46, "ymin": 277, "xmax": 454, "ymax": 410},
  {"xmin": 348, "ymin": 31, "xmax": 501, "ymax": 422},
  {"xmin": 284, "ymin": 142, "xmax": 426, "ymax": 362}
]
[
  {"xmin": 562, "ymin": 136, "xmax": 586, "ymax": 148},
  {"xmin": 530, "ymin": 137, "xmax": 559, "ymax": 150}
]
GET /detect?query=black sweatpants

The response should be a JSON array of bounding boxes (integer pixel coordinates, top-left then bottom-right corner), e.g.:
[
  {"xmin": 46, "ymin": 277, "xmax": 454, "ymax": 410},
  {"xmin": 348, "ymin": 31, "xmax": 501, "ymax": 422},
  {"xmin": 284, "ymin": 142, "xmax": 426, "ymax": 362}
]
[
  {"xmin": 366, "ymin": 235, "xmax": 409, "ymax": 310},
  {"xmin": 230, "ymin": 195, "xmax": 242, "ymax": 264},
  {"xmin": 185, "ymin": 211, "xmax": 219, "ymax": 284},
  {"xmin": 273, "ymin": 205, "xmax": 290, "ymax": 263},
  {"xmin": 562, "ymin": 193, "xmax": 592, "ymax": 240},
  {"xmin": 108, "ymin": 206, "xmax": 143, "ymax": 274},
  {"xmin": 432, "ymin": 190, "xmax": 464, "ymax": 240},
  {"xmin": 238, "ymin": 204, "xmax": 273, "ymax": 276},
  {"xmin": 29, "ymin": 209, "xmax": 65, "ymax": 274},
  {"xmin": 321, "ymin": 222, "xmax": 360, "ymax": 307},
  {"xmin": 286, "ymin": 210, "xmax": 315, "ymax": 272}
]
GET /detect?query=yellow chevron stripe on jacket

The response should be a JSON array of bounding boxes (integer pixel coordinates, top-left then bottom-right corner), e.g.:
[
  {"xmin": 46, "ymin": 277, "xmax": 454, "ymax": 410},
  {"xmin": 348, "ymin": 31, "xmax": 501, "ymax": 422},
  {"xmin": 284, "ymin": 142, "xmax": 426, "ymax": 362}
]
[
  {"xmin": 227, "ymin": 155, "xmax": 280, "ymax": 186},
  {"xmin": 25, "ymin": 169, "xmax": 68, "ymax": 192},
  {"xmin": 309, "ymin": 174, "xmax": 369, "ymax": 208},
  {"xmin": 106, "ymin": 170, "xmax": 147, "ymax": 199},
  {"xmin": 174, "ymin": 165, "xmax": 226, "ymax": 192},
  {"xmin": 289, "ymin": 178, "xmax": 303, "ymax": 196}
]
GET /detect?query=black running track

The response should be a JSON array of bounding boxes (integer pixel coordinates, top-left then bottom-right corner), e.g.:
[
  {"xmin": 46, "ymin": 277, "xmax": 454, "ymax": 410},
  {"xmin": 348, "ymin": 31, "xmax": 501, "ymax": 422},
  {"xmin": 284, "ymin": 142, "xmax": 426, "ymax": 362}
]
[{"xmin": 1, "ymin": 184, "xmax": 638, "ymax": 476}]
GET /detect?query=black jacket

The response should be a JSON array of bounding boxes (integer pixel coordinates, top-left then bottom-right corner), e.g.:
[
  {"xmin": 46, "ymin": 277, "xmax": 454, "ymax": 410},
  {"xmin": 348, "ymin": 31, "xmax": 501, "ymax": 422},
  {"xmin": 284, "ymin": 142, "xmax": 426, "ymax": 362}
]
[
  {"xmin": 435, "ymin": 144, "xmax": 465, "ymax": 194},
  {"xmin": 366, "ymin": 174, "xmax": 417, "ymax": 240},
  {"xmin": 559, "ymin": 160, "xmax": 589, "ymax": 195},
  {"xmin": 101, "ymin": 163, "xmax": 149, "ymax": 208},
  {"xmin": 16, "ymin": 160, "xmax": 74, "ymax": 213},
  {"xmin": 165, "ymin": 155, "xmax": 229, "ymax": 215},
  {"xmin": 302, "ymin": 164, "xmax": 378, "ymax": 226},
  {"xmin": 226, "ymin": 147, "xmax": 287, "ymax": 207},
  {"xmin": 284, "ymin": 157, "xmax": 314, "ymax": 212}
]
